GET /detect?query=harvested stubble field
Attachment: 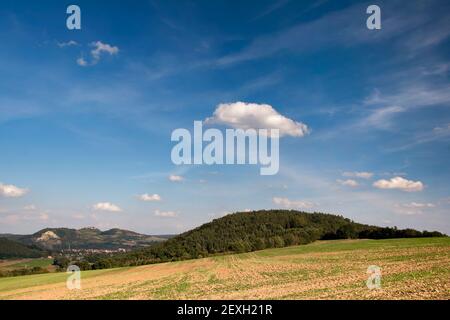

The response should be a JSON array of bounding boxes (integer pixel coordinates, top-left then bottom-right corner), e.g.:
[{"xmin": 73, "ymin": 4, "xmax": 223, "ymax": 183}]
[{"xmin": 0, "ymin": 237, "xmax": 449, "ymax": 300}]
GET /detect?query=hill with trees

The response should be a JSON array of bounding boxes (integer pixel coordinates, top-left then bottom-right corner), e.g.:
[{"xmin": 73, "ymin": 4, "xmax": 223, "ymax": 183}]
[
  {"xmin": 84, "ymin": 210, "xmax": 446, "ymax": 270},
  {"xmin": 0, "ymin": 238, "xmax": 47, "ymax": 259},
  {"xmin": 0, "ymin": 227, "xmax": 170, "ymax": 251}
]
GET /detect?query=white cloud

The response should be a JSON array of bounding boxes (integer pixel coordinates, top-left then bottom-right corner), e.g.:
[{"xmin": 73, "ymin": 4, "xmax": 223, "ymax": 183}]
[
  {"xmin": 77, "ymin": 57, "xmax": 88, "ymax": 67},
  {"xmin": 342, "ymin": 171, "xmax": 373, "ymax": 179},
  {"xmin": 205, "ymin": 102, "xmax": 309, "ymax": 137},
  {"xmin": 373, "ymin": 177, "xmax": 424, "ymax": 192},
  {"xmin": 138, "ymin": 193, "xmax": 161, "ymax": 202},
  {"xmin": 57, "ymin": 40, "xmax": 78, "ymax": 48},
  {"xmin": 0, "ymin": 182, "xmax": 28, "ymax": 198},
  {"xmin": 337, "ymin": 179, "xmax": 359, "ymax": 187},
  {"xmin": 272, "ymin": 197, "xmax": 315, "ymax": 209},
  {"xmin": 394, "ymin": 202, "xmax": 435, "ymax": 216},
  {"xmin": 154, "ymin": 210, "xmax": 177, "ymax": 217},
  {"xmin": 76, "ymin": 41, "xmax": 119, "ymax": 67},
  {"xmin": 24, "ymin": 204, "xmax": 36, "ymax": 210},
  {"xmin": 92, "ymin": 202, "xmax": 122, "ymax": 212},
  {"xmin": 169, "ymin": 175, "xmax": 184, "ymax": 182},
  {"xmin": 91, "ymin": 41, "xmax": 119, "ymax": 61},
  {"xmin": 402, "ymin": 202, "xmax": 435, "ymax": 208}
]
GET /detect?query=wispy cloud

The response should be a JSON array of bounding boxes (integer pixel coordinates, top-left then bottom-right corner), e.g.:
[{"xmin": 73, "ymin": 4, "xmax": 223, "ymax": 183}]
[
  {"xmin": 365, "ymin": 85, "xmax": 450, "ymax": 113},
  {"xmin": 252, "ymin": 0, "xmax": 291, "ymax": 20},
  {"xmin": 169, "ymin": 175, "xmax": 184, "ymax": 182},
  {"xmin": 361, "ymin": 105, "xmax": 405, "ymax": 129},
  {"xmin": 72, "ymin": 213, "xmax": 85, "ymax": 220},
  {"xmin": 342, "ymin": 171, "xmax": 373, "ymax": 179},
  {"xmin": 402, "ymin": 202, "xmax": 435, "ymax": 208},
  {"xmin": 394, "ymin": 202, "xmax": 436, "ymax": 215},
  {"xmin": 57, "ymin": 40, "xmax": 78, "ymax": 48},
  {"xmin": 216, "ymin": 1, "xmax": 434, "ymax": 66},
  {"xmin": 0, "ymin": 210, "xmax": 50, "ymax": 225},
  {"xmin": 272, "ymin": 197, "xmax": 315, "ymax": 209},
  {"xmin": 385, "ymin": 123, "xmax": 450, "ymax": 152},
  {"xmin": 422, "ymin": 63, "xmax": 450, "ymax": 76},
  {"xmin": 337, "ymin": 179, "xmax": 359, "ymax": 187},
  {"xmin": 138, "ymin": 193, "xmax": 162, "ymax": 202},
  {"xmin": 154, "ymin": 210, "xmax": 177, "ymax": 217}
]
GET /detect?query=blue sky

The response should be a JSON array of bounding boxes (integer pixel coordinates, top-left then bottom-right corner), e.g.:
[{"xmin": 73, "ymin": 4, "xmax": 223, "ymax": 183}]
[{"xmin": 0, "ymin": 0, "xmax": 449, "ymax": 234}]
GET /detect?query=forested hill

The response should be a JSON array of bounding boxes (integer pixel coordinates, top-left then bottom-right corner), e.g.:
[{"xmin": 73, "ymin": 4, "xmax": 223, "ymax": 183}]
[
  {"xmin": 93, "ymin": 210, "xmax": 446, "ymax": 269},
  {"xmin": 0, "ymin": 238, "xmax": 47, "ymax": 259},
  {"xmin": 0, "ymin": 227, "xmax": 169, "ymax": 251}
]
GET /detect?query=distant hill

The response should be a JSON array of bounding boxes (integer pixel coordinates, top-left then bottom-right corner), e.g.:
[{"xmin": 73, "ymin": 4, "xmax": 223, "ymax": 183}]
[
  {"xmin": 0, "ymin": 227, "xmax": 170, "ymax": 251},
  {"xmin": 96, "ymin": 210, "xmax": 446, "ymax": 269},
  {"xmin": 0, "ymin": 238, "xmax": 47, "ymax": 259}
]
